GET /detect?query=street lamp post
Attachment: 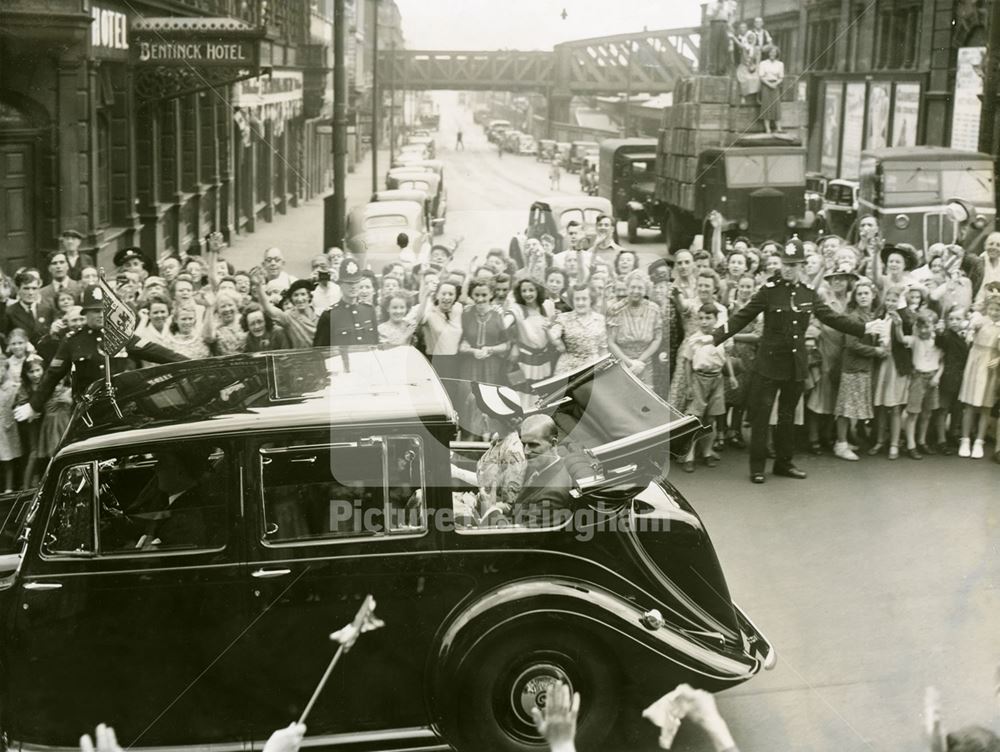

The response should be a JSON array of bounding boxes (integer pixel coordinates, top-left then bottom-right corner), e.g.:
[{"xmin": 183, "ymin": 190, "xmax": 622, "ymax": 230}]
[
  {"xmin": 371, "ymin": 0, "xmax": 379, "ymax": 194},
  {"xmin": 389, "ymin": 41, "xmax": 396, "ymax": 166},
  {"xmin": 324, "ymin": 0, "xmax": 348, "ymax": 251}
]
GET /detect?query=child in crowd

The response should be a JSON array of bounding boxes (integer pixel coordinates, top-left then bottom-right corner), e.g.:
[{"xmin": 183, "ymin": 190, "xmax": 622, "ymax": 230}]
[
  {"xmin": 16, "ymin": 354, "xmax": 58, "ymax": 488},
  {"xmin": 677, "ymin": 304, "xmax": 738, "ymax": 472},
  {"xmin": 834, "ymin": 280, "xmax": 885, "ymax": 461},
  {"xmin": 869, "ymin": 284, "xmax": 913, "ymax": 459},
  {"xmin": 957, "ymin": 291, "xmax": 1000, "ymax": 458},
  {"xmin": 3, "ymin": 329, "xmax": 30, "ymax": 388},
  {"xmin": 0, "ymin": 357, "xmax": 22, "ymax": 492},
  {"xmin": 903, "ymin": 309, "xmax": 944, "ymax": 459},
  {"xmin": 933, "ymin": 307, "xmax": 970, "ymax": 454}
]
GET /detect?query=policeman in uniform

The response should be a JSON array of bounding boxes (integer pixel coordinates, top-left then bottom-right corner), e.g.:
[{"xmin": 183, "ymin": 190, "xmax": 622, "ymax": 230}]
[
  {"xmin": 15, "ymin": 285, "xmax": 186, "ymax": 421},
  {"xmin": 714, "ymin": 238, "xmax": 882, "ymax": 484},
  {"xmin": 313, "ymin": 258, "xmax": 377, "ymax": 347}
]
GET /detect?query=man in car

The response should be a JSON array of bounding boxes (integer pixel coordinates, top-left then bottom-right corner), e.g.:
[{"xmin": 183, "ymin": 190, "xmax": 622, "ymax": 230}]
[
  {"xmin": 130, "ymin": 448, "xmax": 224, "ymax": 550},
  {"xmin": 511, "ymin": 415, "xmax": 599, "ymax": 527}
]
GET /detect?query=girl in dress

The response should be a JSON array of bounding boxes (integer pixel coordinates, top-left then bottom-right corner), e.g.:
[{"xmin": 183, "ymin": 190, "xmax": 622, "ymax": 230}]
[
  {"xmin": 0, "ymin": 357, "xmax": 22, "ymax": 492},
  {"xmin": 509, "ymin": 278, "xmax": 555, "ymax": 404},
  {"xmin": 956, "ymin": 292, "xmax": 1000, "ymax": 458},
  {"xmin": 166, "ymin": 300, "xmax": 212, "ymax": 360},
  {"xmin": 549, "ymin": 284, "xmax": 608, "ymax": 375},
  {"xmin": 833, "ymin": 281, "xmax": 886, "ymax": 460},
  {"xmin": 4, "ymin": 329, "xmax": 30, "ymax": 389},
  {"xmin": 20, "ymin": 355, "xmax": 68, "ymax": 488},
  {"xmin": 869, "ymin": 284, "xmax": 913, "ymax": 459},
  {"xmin": 378, "ymin": 294, "xmax": 417, "ymax": 348},
  {"xmin": 458, "ymin": 281, "xmax": 512, "ymax": 438}
]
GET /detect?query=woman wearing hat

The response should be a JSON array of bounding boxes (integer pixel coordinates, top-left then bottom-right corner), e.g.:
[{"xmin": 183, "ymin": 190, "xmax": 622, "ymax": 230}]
[
  {"xmin": 252, "ymin": 271, "xmax": 317, "ymax": 349},
  {"xmin": 872, "ymin": 242, "xmax": 918, "ymax": 296},
  {"xmin": 805, "ymin": 264, "xmax": 857, "ymax": 452}
]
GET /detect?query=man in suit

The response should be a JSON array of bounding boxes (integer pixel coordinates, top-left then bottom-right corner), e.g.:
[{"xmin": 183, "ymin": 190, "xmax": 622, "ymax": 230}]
[
  {"xmin": 60, "ymin": 229, "xmax": 94, "ymax": 281},
  {"xmin": 131, "ymin": 447, "xmax": 225, "ymax": 551},
  {"xmin": 39, "ymin": 251, "xmax": 81, "ymax": 309},
  {"xmin": 4, "ymin": 270, "xmax": 55, "ymax": 346},
  {"xmin": 511, "ymin": 414, "xmax": 600, "ymax": 527}
]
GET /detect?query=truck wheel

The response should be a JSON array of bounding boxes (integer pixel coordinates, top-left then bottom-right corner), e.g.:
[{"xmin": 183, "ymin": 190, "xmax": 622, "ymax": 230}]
[
  {"xmin": 456, "ymin": 628, "xmax": 620, "ymax": 752},
  {"xmin": 627, "ymin": 213, "xmax": 640, "ymax": 243}
]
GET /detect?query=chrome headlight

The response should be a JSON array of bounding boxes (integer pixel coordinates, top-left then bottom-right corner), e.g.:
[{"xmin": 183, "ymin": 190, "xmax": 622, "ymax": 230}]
[{"xmin": 894, "ymin": 213, "xmax": 910, "ymax": 229}]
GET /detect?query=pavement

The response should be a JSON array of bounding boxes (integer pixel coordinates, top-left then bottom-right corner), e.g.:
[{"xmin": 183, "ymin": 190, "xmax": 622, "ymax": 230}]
[{"xmin": 219, "ymin": 92, "xmax": 1000, "ymax": 751}]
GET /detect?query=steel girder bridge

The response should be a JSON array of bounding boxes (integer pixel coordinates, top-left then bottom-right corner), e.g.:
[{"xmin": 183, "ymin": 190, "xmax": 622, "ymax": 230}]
[{"xmin": 379, "ymin": 26, "xmax": 700, "ymax": 101}]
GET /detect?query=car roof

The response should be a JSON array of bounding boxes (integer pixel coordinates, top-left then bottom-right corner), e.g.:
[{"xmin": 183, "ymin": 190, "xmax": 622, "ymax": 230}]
[
  {"xmin": 599, "ymin": 138, "xmax": 657, "ymax": 155},
  {"xmin": 861, "ymin": 146, "xmax": 994, "ymax": 162},
  {"xmin": 352, "ymin": 200, "xmax": 425, "ymax": 220},
  {"xmin": 372, "ymin": 189, "xmax": 429, "ymax": 204},
  {"xmin": 61, "ymin": 347, "xmax": 454, "ymax": 454},
  {"xmin": 532, "ymin": 196, "xmax": 613, "ymax": 214},
  {"xmin": 388, "ymin": 172, "xmax": 440, "ymax": 189}
]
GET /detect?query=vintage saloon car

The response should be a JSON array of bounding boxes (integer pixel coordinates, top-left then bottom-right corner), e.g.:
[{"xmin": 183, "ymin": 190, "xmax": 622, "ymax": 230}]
[
  {"xmin": 345, "ymin": 200, "xmax": 434, "ymax": 267},
  {"xmin": 509, "ymin": 195, "xmax": 615, "ymax": 263},
  {"xmin": 0, "ymin": 349, "xmax": 772, "ymax": 752}
]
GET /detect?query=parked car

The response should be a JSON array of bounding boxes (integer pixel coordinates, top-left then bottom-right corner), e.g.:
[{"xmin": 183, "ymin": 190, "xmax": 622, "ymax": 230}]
[
  {"xmin": 509, "ymin": 195, "xmax": 615, "ymax": 263},
  {"xmin": 384, "ymin": 171, "xmax": 447, "ymax": 233},
  {"xmin": 405, "ymin": 135, "xmax": 436, "ymax": 159},
  {"xmin": 517, "ymin": 133, "xmax": 538, "ymax": 155},
  {"xmin": 556, "ymin": 141, "xmax": 572, "ymax": 168},
  {"xmin": 345, "ymin": 199, "xmax": 435, "ymax": 266},
  {"xmin": 537, "ymin": 138, "xmax": 557, "ymax": 162},
  {"xmin": 503, "ymin": 130, "xmax": 524, "ymax": 153},
  {"xmin": 371, "ymin": 188, "xmax": 434, "ymax": 234},
  {"xmin": 859, "ymin": 146, "xmax": 996, "ymax": 252},
  {"xmin": 568, "ymin": 140, "xmax": 599, "ymax": 173},
  {"xmin": 820, "ymin": 178, "xmax": 859, "ymax": 239},
  {"xmin": 599, "ymin": 138, "xmax": 661, "ymax": 242},
  {"xmin": 805, "ymin": 171, "xmax": 828, "ymax": 217},
  {"xmin": 0, "ymin": 350, "xmax": 773, "ymax": 752},
  {"xmin": 486, "ymin": 119, "xmax": 511, "ymax": 143}
]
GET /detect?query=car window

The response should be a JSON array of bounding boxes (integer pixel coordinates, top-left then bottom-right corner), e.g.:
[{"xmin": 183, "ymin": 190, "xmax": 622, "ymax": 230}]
[
  {"xmin": 365, "ymin": 215, "xmax": 408, "ymax": 229},
  {"xmin": 559, "ymin": 209, "xmax": 584, "ymax": 229},
  {"xmin": 884, "ymin": 168, "xmax": 939, "ymax": 194},
  {"xmin": 42, "ymin": 463, "xmax": 96, "ymax": 556},
  {"xmin": 259, "ymin": 436, "xmax": 425, "ymax": 544},
  {"xmin": 97, "ymin": 446, "xmax": 228, "ymax": 554}
]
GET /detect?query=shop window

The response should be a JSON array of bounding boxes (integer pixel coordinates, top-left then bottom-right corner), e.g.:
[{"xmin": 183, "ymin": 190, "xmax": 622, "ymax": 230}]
[{"xmin": 96, "ymin": 112, "xmax": 112, "ymax": 227}]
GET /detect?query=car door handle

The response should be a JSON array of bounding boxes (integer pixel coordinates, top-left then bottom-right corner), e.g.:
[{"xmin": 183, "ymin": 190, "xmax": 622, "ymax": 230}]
[
  {"xmin": 251, "ymin": 568, "xmax": 291, "ymax": 579},
  {"xmin": 23, "ymin": 582, "xmax": 63, "ymax": 591}
]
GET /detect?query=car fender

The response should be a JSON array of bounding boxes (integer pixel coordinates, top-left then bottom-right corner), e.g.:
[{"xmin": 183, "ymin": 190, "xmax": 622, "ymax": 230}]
[{"xmin": 427, "ymin": 576, "xmax": 763, "ymax": 732}]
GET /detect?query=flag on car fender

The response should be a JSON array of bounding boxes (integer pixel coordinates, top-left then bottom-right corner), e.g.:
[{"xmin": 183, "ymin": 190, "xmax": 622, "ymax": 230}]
[{"xmin": 97, "ymin": 275, "xmax": 136, "ymax": 358}]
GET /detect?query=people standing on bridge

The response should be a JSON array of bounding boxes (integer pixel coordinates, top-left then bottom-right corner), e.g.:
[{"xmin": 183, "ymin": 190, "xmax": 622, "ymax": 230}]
[
  {"xmin": 455, "ymin": 127, "xmax": 464, "ymax": 151},
  {"xmin": 713, "ymin": 238, "xmax": 884, "ymax": 484}
]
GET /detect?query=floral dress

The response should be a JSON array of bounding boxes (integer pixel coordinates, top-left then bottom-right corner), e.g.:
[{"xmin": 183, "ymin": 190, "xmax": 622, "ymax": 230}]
[
  {"xmin": 552, "ymin": 311, "xmax": 607, "ymax": 375},
  {"xmin": 607, "ymin": 299, "xmax": 662, "ymax": 387},
  {"xmin": 213, "ymin": 321, "xmax": 247, "ymax": 356},
  {"xmin": 958, "ymin": 317, "xmax": 1000, "ymax": 408},
  {"xmin": 166, "ymin": 330, "xmax": 211, "ymax": 360}
]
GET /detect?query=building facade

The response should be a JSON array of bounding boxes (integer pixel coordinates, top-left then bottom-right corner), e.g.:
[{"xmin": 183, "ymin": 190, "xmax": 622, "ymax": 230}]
[
  {"xmin": 0, "ymin": 0, "xmax": 372, "ymax": 273},
  {"xmin": 739, "ymin": 0, "xmax": 990, "ymax": 178}
]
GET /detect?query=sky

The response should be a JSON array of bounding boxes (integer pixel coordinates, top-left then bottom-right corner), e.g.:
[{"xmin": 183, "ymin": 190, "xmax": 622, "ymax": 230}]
[{"xmin": 392, "ymin": 0, "xmax": 703, "ymax": 51}]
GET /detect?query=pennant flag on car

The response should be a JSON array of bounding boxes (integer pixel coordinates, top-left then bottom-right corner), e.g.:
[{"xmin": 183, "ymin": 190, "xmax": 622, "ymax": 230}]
[
  {"xmin": 330, "ymin": 595, "xmax": 385, "ymax": 652},
  {"xmin": 97, "ymin": 274, "xmax": 136, "ymax": 358}
]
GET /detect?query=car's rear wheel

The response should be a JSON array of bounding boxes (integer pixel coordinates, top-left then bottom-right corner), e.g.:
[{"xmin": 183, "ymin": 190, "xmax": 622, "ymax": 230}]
[{"xmin": 456, "ymin": 628, "xmax": 620, "ymax": 752}]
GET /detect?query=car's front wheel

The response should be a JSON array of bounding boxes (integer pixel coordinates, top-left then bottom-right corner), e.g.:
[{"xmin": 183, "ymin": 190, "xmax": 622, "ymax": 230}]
[{"xmin": 456, "ymin": 628, "xmax": 620, "ymax": 752}]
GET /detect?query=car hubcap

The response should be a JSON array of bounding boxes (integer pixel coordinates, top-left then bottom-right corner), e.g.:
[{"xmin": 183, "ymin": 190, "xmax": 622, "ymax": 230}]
[{"xmin": 509, "ymin": 662, "xmax": 573, "ymax": 731}]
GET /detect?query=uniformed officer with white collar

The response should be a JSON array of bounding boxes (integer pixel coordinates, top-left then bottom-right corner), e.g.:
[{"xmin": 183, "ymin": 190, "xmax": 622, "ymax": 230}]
[
  {"xmin": 312, "ymin": 258, "xmax": 377, "ymax": 347},
  {"xmin": 15, "ymin": 285, "xmax": 186, "ymax": 421},
  {"xmin": 714, "ymin": 238, "xmax": 883, "ymax": 484}
]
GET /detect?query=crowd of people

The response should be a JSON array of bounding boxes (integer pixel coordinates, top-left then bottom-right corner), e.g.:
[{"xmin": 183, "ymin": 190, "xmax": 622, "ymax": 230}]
[{"xmin": 1, "ymin": 211, "xmax": 999, "ymax": 492}]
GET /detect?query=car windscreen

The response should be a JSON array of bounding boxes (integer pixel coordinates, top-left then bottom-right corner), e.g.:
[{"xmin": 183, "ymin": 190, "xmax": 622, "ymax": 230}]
[
  {"xmin": 941, "ymin": 168, "xmax": 994, "ymax": 205},
  {"xmin": 365, "ymin": 214, "xmax": 408, "ymax": 229},
  {"xmin": 559, "ymin": 208, "xmax": 604, "ymax": 230},
  {"xmin": 398, "ymin": 181, "xmax": 430, "ymax": 192},
  {"xmin": 726, "ymin": 153, "xmax": 805, "ymax": 187},
  {"xmin": 825, "ymin": 184, "xmax": 855, "ymax": 204}
]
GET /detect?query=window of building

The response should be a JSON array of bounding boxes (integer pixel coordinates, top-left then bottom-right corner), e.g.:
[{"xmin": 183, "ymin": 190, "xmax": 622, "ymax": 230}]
[
  {"xmin": 96, "ymin": 112, "xmax": 112, "ymax": 227},
  {"xmin": 875, "ymin": 1, "xmax": 921, "ymax": 69},
  {"xmin": 259, "ymin": 436, "xmax": 426, "ymax": 544},
  {"xmin": 806, "ymin": 13, "xmax": 838, "ymax": 71}
]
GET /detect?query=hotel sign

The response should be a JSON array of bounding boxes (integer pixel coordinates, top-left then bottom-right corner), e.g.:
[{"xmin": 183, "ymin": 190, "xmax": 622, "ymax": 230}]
[{"xmin": 131, "ymin": 18, "xmax": 262, "ymax": 68}]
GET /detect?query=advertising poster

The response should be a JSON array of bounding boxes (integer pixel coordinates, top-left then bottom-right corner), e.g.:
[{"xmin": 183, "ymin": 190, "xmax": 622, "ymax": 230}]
[
  {"xmin": 821, "ymin": 84, "xmax": 842, "ymax": 178},
  {"xmin": 867, "ymin": 81, "xmax": 891, "ymax": 150},
  {"xmin": 892, "ymin": 83, "xmax": 920, "ymax": 147},
  {"xmin": 950, "ymin": 47, "xmax": 986, "ymax": 151},
  {"xmin": 840, "ymin": 82, "xmax": 866, "ymax": 178}
]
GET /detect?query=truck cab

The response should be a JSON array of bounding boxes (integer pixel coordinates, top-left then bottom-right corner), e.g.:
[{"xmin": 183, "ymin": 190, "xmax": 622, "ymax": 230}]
[
  {"xmin": 696, "ymin": 144, "xmax": 812, "ymax": 245},
  {"xmin": 599, "ymin": 138, "xmax": 660, "ymax": 242},
  {"xmin": 858, "ymin": 147, "xmax": 996, "ymax": 251}
]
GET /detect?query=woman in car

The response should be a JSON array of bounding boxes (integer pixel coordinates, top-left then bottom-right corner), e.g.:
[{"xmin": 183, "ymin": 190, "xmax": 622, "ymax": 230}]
[{"xmin": 607, "ymin": 270, "xmax": 663, "ymax": 387}]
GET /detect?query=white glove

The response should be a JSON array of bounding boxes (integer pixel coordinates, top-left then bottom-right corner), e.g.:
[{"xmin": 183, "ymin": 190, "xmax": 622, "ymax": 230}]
[
  {"xmin": 14, "ymin": 404, "xmax": 40, "ymax": 423},
  {"xmin": 262, "ymin": 723, "xmax": 306, "ymax": 752}
]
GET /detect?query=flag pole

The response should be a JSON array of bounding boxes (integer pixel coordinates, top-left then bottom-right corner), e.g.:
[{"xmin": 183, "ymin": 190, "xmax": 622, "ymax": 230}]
[
  {"xmin": 97, "ymin": 268, "xmax": 123, "ymax": 419},
  {"xmin": 297, "ymin": 645, "xmax": 346, "ymax": 725}
]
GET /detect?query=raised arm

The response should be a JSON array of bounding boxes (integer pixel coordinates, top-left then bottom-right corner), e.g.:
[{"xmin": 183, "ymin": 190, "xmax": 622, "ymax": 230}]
[{"xmin": 713, "ymin": 287, "xmax": 766, "ymax": 345}]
